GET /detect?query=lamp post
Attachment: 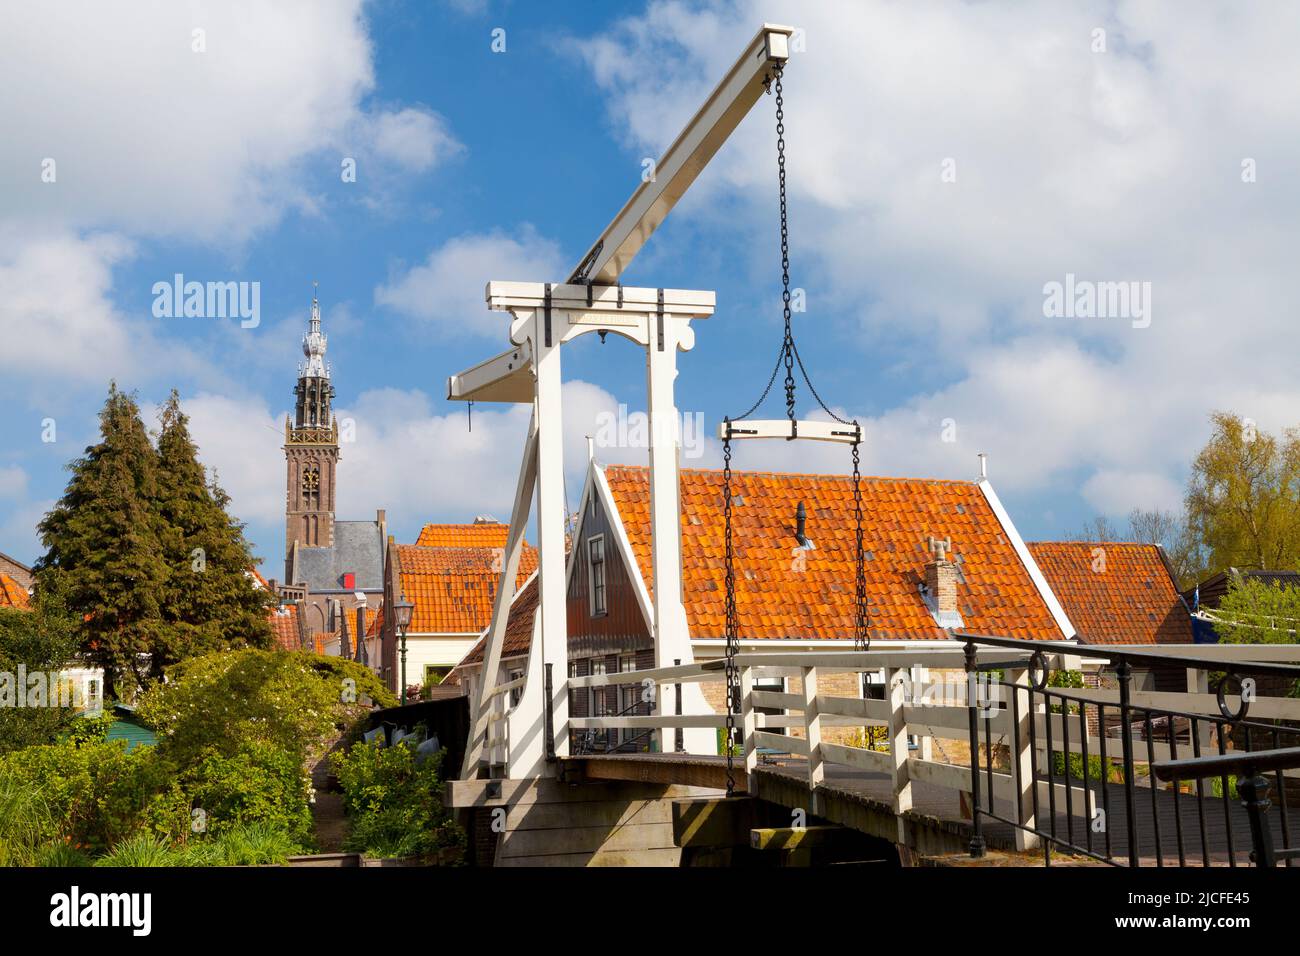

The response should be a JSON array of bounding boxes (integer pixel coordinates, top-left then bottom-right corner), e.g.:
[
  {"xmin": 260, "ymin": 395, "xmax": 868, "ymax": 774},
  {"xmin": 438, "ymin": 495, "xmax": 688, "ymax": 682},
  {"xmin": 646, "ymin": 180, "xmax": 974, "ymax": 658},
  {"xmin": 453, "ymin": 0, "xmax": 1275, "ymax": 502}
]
[{"xmin": 391, "ymin": 598, "xmax": 415, "ymax": 706}]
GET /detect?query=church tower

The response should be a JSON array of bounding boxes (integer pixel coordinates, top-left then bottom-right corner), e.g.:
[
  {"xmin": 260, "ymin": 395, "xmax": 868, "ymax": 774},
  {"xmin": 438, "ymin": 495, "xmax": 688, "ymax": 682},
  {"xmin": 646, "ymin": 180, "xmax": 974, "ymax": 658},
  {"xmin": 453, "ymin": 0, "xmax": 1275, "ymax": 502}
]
[{"xmin": 284, "ymin": 286, "xmax": 339, "ymax": 578}]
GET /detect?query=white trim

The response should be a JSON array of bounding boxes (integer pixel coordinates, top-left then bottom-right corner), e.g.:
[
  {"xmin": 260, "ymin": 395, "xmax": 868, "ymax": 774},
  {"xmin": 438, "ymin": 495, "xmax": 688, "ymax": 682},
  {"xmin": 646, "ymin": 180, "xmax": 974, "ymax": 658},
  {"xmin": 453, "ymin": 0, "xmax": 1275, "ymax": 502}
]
[
  {"xmin": 976, "ymin": 478, "xmax": 1077, "ymax": 639},
  {"xmin": 593, "ymin": 463, "xmax": 656, "ymax": 633}
]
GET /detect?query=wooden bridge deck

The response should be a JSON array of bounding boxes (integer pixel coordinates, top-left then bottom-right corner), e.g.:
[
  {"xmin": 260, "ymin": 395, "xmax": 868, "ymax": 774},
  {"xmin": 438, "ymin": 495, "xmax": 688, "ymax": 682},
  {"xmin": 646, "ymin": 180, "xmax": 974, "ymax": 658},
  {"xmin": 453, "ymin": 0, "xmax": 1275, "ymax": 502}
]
[{"xmin": 563, "ymin": 752, "xmax": 1300, "ymax": 865}]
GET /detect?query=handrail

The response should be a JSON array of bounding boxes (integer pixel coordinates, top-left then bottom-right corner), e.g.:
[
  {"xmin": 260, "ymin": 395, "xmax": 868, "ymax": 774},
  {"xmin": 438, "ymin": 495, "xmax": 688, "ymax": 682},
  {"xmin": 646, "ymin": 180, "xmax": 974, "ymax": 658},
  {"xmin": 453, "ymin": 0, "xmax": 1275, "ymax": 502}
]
[{"xmin": 1152, "ymin": 746, "xmax": 1300, "ymax": 781}]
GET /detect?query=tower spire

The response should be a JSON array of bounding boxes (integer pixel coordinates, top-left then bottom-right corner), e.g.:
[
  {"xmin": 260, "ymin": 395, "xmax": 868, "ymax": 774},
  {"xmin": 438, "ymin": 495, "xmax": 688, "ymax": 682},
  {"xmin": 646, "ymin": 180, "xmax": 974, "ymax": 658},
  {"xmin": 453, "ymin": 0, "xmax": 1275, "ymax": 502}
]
[{"xmin": 300, "ymin": 281, "xmax": 328, "ymax": 380}]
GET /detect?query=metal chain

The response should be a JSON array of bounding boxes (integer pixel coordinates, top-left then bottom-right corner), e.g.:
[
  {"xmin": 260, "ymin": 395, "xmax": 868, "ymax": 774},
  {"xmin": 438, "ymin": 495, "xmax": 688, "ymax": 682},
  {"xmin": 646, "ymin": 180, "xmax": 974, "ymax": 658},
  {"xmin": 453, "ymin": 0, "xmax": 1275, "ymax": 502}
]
[
  {"xmin": 852, "ymin": 431, "xmax": 870, "ymax": 651},
  {"xmin": 722, "ymin": 424, "xmax": 737, "ymax": 796},
  {"xmin": 774, "ymin": 63, "xmax": 796, "ymax": 425}
]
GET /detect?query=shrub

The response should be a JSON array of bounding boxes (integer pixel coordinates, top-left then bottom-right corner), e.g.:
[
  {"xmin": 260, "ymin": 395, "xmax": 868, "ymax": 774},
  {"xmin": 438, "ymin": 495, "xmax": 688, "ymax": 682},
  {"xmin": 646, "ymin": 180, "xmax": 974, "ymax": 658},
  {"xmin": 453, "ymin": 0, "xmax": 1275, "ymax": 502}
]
[
  {"xmin": 0, "ymin": 775, "xmax": 54, "ymax": 866},
  {"xmin": 331, "ymin": 739, "xmax": 463, "ymax": 862},
  {"xmin": 63, "ymin": 712, "xmax": 116, "ymax": 747},
  {"xmin": 137, "ymin": 648, "xmax": 395, "ymax": 766},
  {"xmin": 94, "ymin": 832, "xmax": 186, "ymax": 867}
]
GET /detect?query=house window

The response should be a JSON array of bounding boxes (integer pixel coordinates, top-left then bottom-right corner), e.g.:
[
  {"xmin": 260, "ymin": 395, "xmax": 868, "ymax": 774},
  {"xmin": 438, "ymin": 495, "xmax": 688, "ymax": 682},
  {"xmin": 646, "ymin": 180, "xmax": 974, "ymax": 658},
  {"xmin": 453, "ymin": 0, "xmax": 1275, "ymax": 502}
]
[
  {"xmin": 508, "ymin": 668, "xmax": 525, "ymax": 707},
  {"xmin": 588, "ymin": 535, "xmax": 607, "ymax": 617},
  {"xmin": 619, "ymin": 655, "xmax": 639, "ymax": 746},
  {"xmin": 424, "ymin": 665, "xmax": 450, "ymax": 686}
]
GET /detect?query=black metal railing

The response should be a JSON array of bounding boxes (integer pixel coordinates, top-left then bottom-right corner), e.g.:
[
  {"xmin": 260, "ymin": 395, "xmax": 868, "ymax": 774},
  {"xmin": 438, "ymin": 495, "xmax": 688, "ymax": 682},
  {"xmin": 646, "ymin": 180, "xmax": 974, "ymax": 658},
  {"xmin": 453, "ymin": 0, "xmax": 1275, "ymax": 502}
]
[
  {"xmin": 1153, "ymin": 746, "xmax": 1300, "ymax": 867},
  {"xmin": 959, "ymin": 633, "xmax": 1300, "ymax": 867},
  {"xmin": 572, "ymin": 694, "xmax": 654, "ymax": 756}
]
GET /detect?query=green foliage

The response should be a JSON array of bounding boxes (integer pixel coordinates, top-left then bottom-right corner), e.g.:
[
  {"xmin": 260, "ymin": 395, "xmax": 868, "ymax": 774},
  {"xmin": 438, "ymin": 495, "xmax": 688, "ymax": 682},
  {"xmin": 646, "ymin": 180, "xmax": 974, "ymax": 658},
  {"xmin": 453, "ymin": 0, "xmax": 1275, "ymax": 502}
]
[
  {"xmin": 93, "ymin": 832, "xmax": 184, "ymax": 867},
  {"xmin": 331, "ymin": 739, "xmax": 463, "ymax": 862},
  {"xmin": 153, "ymin": 391, "xmax": 273, "ymax": 663},
  {"xmin": 150, "ymin": 742, "xmax": 313, "ymax": 844},
  {"xmin": 63, "ymin": 712, "xmax": 116, "ymax": 747},
  {"xmin": 0, "ymin": 600, "xmax": 80, "ymax": 753},
  {"xmin": 137, "ymin": 648, "xmax": 389, "ymax": 766},
  {"xmin": 1216, "ymin": 577, "xmax": 1300, "ymax": 646},
  {"xmin": 34, "ymin": 385, "xmax": 274, "ymax": 695},
  {"xmin": 0, "ymin": 774, "xmax": 54, "ymax": 866},
  {"xmin": 1186, "ymin": 412, "xmax": 1300, "ymax": 575},
  {"xmin": 92, "ymin": 822, "xmax": 302, "ymax": 868}
]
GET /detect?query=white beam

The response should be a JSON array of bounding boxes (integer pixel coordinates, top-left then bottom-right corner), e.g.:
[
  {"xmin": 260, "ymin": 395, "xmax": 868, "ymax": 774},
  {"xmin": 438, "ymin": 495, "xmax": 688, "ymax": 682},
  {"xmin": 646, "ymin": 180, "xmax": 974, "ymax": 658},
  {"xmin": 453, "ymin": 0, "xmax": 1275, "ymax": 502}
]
[
  {"xmin": 567, "ymin": 23, "xmax": 794, "ymax": 284},
  {"xmin": 719, "ymin": 419, "xmax": 861, "ymax": 444},
  {"xmin": 446, "ymin": 344, "xmax": 533, "ymax": 404}
]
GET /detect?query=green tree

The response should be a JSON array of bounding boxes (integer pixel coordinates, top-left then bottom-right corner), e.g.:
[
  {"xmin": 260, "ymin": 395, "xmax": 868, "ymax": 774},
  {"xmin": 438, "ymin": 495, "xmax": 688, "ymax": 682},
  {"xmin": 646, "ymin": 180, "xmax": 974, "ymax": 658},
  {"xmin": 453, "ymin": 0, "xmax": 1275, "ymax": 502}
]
[
  {"xmin": 153, "ymin": 391, "xmax": 272, "ymax": 670},
  {"xmin": 1214, "ymin": 576, "xmax": 1300, "ymax": 646},
  {"xmin": 1186, "ymin": 412, "xmax": 1300, "ymax": 574},
  {"xmin": 35, "ymin": 384, "xmax": 169, "ymax": 698},
  {"xmin": 0, "ymin": 593, "xmax": 80, "ymax": 753}
]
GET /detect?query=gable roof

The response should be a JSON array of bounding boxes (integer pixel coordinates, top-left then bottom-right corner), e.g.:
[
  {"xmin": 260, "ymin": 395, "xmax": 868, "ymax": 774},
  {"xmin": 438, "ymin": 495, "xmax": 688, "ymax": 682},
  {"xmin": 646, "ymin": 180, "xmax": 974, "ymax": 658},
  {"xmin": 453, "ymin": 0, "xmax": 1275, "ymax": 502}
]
[
  {"xmin": 415, "ymin": 522, "xmax": 516, "ymax": 549},
  {"xmin": 269, "ymin": 603, "xmax": 300, "ymax": 650},
  {"xmin": 602, "ymin": 464, "xmax": 1067, "ymax": 642},
  {"xmin": 453, "ymin": 572, "xmax": 540, "ymax": 672},
  {"xmin": 1027, "ymin": 542, "xmax": 1192, "ymax": 645},
  {"xmin": 396, "ymin": 543, "xmax": 538, "ymax": 635},
  {"xmin": 291, "ymin": 520, "xmax": 385, "ymax": 591},
  {"xmin": 0, "ymin": 573, "xmax": 31, "ymax": 611}
]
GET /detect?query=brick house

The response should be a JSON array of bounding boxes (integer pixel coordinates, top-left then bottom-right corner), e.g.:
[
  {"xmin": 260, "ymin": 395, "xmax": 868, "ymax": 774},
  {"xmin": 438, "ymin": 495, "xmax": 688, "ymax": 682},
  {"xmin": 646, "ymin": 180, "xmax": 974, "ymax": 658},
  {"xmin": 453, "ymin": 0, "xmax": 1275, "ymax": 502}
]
[
  {"xmin": 452, "ymin": 458, "xmax": 1079, "ymax": 753},
  {"xmin": 0, "ymin": 572, "xmax": 32, "ymax": 611},
  {"xmin": 0, "ymin": 550, "xmax": 32, "ymax": 591},
  {"xmin": 379, "ymin": 523, "xmax": 538, "ymax": 695}
]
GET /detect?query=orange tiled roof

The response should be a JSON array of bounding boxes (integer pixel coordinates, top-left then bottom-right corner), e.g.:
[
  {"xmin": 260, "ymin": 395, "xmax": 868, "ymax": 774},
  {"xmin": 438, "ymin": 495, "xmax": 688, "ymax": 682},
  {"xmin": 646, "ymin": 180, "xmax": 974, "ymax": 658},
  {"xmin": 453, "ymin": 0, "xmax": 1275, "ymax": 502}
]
[
  {"xmin": 602, "ymin": 465, "xmax": 1065, "ymax": 642},
  {"xmin": 269, "ymin": 603, "xmax": 300, "ymax": 651},
  {"xmin": 0, "ymin": 573, "xmax": 31, "ymax": 611},
  {"xmin": 1027, "ymin": 542, "xmax": 1192, "ymax": 645},
  {"xmin": 339, "ymin": 605, "xmax": 383, "ymax": 645},
  {"xmin": 397, "ymin": 544, "xmax": 538, "ymax": 634},
  {"xmin": 456, "ymin": 573, "xmax": 540, "ymax": 668},
  {"xmin": 415, "ymin": 523, "xmax": 517, "ymax": 549}
]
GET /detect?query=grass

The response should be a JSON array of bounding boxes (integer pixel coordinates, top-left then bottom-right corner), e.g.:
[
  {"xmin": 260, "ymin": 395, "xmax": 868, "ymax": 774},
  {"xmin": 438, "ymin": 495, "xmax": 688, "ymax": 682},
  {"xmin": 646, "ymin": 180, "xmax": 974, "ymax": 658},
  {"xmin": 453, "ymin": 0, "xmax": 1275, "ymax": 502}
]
[
  {"xmin": 73, "ymin": 823, "xmax": 304, "ymax": 868},
  {"xmin": 0, "ymin": 776, "xmax": 53, "ymax": 867}
]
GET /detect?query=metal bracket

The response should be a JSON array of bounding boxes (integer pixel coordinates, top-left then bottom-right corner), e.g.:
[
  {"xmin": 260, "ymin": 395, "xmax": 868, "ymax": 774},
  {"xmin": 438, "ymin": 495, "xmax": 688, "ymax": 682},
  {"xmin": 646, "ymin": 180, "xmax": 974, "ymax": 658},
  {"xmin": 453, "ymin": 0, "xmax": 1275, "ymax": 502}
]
[
  {"xmin": 543, "ymin": 283, "xmax": 552, "ymax": 348},
  {"xmin": 656, "ymin": 287, "xmax": 664, "ymax": 352}
]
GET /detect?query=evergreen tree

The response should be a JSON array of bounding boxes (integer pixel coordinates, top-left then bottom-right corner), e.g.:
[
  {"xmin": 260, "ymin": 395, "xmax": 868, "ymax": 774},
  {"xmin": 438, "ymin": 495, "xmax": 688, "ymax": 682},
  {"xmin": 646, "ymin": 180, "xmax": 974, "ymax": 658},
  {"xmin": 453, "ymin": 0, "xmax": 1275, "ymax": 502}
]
[
  {"xmin": 35, "ymin": 383, "xmax": 169, "ymax": 697},
  {"xmin": 154, "ymin": 391, "xmax": 273, "ymax": 668}
]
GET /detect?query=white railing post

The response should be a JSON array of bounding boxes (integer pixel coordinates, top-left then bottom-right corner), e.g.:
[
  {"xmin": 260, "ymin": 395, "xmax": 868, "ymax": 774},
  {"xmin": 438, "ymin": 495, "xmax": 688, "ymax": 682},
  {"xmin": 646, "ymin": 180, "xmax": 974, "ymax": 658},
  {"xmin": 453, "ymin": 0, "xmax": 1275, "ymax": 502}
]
[
  {"xmin": 912, "ymin": 665, "xmax": 933, "ymax": 760},
  {"xmin": 886, "ymin": 666, "xmax": 913, "ymax": 843},
  {"xmin": 1006, "ymin": 666, "xmax": 1039, "ymax": 850},
  {"xmin": 803, "ymin": 666, "xmax": 824, "ymax": 814},
  {"xmin": 741, "ymin": 664, "xmax": 758, "ymax": 795}
]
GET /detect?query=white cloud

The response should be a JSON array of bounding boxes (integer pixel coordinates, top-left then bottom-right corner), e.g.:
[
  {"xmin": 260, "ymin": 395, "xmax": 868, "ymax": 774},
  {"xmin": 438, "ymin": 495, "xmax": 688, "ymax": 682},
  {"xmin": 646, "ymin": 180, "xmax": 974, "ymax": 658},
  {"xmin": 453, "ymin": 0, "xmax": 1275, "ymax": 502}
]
[
  {"xmin": 0, "ymin": 230, "xmax": 201, "ymax": 390},
  {"xmin": 0, "ymin": 0, "xmax": 456, "ymax": 243},
  {"xmin": 374, "ymin": 226, "xmax": 567, "ymax": 337},
  {"xmin": 577, "ymin": 1, "xmax": 1300, "ymax": 521}
]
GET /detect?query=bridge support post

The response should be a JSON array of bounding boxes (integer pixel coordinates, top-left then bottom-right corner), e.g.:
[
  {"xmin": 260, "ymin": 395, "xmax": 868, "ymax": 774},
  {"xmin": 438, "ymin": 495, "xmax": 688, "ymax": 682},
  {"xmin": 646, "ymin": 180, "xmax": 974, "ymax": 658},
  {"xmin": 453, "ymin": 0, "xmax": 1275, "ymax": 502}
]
[
  {"xmin": 803, "ymin": 666, "xmax": 824, "ymax": 816},
  {"xmin": 886, "ymin": 666, "xmax": 913, "ymax": 845},
  {"xmin": 1006, "ymin": 666, "xmax": 1039, "ymax": 850},
  {"xmin": 742, "ymin": 665, "xmax": 759, "ymax": 795}
]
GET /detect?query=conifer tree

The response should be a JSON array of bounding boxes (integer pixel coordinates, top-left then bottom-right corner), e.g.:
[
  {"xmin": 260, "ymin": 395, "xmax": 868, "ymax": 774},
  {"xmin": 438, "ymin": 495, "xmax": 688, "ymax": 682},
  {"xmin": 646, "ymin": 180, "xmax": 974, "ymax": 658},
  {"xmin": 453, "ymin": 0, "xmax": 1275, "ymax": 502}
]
[
  {"xmin": 154, "ymin": 390, "xmax": 272, "ymax": 667},
  {"xmin": 36, "ymin": 383, "xmax": 169, "ymax": 697}
]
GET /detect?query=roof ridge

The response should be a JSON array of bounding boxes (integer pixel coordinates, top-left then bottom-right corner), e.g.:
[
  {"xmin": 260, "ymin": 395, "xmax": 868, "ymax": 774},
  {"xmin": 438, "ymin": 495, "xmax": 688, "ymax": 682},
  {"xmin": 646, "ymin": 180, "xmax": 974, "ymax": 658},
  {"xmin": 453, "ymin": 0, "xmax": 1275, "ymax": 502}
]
[{"xmin": 602, "ymin": 463, "xmax": 979, "ymax": 485}]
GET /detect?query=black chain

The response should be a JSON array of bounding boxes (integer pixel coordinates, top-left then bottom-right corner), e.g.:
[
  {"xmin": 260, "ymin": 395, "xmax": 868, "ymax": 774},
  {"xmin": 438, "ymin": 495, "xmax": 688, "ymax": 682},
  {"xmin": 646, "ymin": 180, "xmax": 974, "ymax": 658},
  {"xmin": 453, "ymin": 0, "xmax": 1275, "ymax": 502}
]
[
  {"xmin": 852, "ymin": 431, "xmax": 870, "ymax": 651},
  {"xmin": 722, "ymin": 424, "xmax": 737, "ymax": 795},
  {"xmin": 775, "ymin": 64, "xmax": 796, "ymax": 425}
]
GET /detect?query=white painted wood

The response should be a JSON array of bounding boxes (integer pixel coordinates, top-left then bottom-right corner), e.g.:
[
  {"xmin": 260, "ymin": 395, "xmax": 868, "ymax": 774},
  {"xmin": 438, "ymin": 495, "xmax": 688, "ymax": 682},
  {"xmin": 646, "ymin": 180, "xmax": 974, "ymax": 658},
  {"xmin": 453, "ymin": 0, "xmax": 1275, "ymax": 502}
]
[
  {"xmin": 567, "ymin": 23, "xmax": 794, "ymax": 284},
  {"xmin": 1068, "ymin": 687, "xmax": 1300, "ymax": 721},
  {"xmin": 569, "ymin": 715, "xmax": 727, "ymax": 730},
  {"xmin": 742, "ymin": 666, "xmax": 759, "ymax": 794},
  {"xmin": 803, "ymin": 667, "xmax": 825, "ymax": 810},
  {"xmin": 885, "ymin": 668, "xmax": 912, "ymax": 841},
  {"xmin": 751, "ymin": 689, "xmax": 805, "ymax": 711},
  {"xmin": 1005, "ymin": 668, "xmax": 1039, "ymax": 850},
  {"xmin": 446, "ymin": 343, "xmax": 534, "ymax": 404},
  {"xmin": 820, "ymin": 741, "xmax": 893, "ymax": 774},
  {"xmin": 461, "ymin": 416, "xmax": 538, "ymax": 778},
  {"xmin": 717, "ymin": 419, "xmax": 862, "ymax": 444},
  {"xmin": 486, "ymin": 281, "xmax": 715, "ymax": 315},
  {"xmin": 815, "ymin": 694, "xmax": 891, "ymax": 722},
  {"xmin": 753, "ymin": 730, "xmax": 809, "ymax": 756}
]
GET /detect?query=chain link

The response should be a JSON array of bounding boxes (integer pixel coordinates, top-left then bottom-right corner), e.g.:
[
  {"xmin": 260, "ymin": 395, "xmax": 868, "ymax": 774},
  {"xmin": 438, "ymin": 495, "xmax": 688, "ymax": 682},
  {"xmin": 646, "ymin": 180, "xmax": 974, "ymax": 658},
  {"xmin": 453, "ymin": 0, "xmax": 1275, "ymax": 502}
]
[
  {"xmin": 722, "ymin": 424, "xmax": 737, "ymax": 796},
  {"xmin": 852, "ymin": 431, "xmax": 870, "ymax": 651}
]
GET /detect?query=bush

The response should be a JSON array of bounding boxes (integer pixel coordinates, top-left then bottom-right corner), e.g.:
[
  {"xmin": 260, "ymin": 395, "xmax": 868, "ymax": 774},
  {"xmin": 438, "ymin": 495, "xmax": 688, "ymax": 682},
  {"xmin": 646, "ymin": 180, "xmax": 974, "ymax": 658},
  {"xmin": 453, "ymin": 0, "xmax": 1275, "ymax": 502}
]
[
  {"xmin": 331, "ymin": 739, "xmax": 463, "ymax": 862},
  {"xmin": 63, "ymin": 712, "xmax": 116, "ymax": 747},
  {"xmin": 137, "ymin": 649, "xmax": 395, "ymax": 766},
  {"xmin": 148, "ymin": 741, "xmax": 313, "ymax": 844},
  {"xmin": 0, "ymin": 775, "xmax": 54, "ymax": 866}
]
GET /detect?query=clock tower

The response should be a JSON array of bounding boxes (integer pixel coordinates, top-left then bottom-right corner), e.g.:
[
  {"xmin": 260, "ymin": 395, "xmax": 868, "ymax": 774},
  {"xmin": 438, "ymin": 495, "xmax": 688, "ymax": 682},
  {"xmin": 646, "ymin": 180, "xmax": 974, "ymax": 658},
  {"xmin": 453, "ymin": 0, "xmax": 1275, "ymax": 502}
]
[{"xmin": 284, "ymin": 287, "xmax": 339, "ymax": 578}]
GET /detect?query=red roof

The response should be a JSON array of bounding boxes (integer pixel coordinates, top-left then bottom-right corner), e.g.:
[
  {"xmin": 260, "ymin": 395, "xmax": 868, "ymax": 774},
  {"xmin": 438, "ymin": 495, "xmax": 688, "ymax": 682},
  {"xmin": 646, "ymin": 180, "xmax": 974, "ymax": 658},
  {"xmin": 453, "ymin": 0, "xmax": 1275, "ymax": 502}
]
[
  {"xmin": 603, "ymin": 465, "xmax": 1065, "ymax": 642},
  {"xmin": 415, "ymin": 523, "xmax": 516, "ymax": 549},
  {"xmin": 455, "ymin": 573, "xmax": 540, "ymax": 670},
  {"xmin": 0, "ymin": 573, "xmax": 31, "ymax": 611},
  {"xmin": 397, "ymin": 544, "xmax": 538, "ymax": 634},
  {"xmin": 1027, "ymin": 542, "xmax": 1192, "ymax": 645},
  {"xmin": 269, "ymin": 603, "xmax": 300, "ymax": 650}
]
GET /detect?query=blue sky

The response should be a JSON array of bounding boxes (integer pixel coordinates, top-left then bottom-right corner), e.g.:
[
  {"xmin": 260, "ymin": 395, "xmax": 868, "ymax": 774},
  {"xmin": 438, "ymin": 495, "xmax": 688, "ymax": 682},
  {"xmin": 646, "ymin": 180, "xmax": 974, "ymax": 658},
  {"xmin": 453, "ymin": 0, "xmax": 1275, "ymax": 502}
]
[{"xmin": 2, "ymin": 1, "xmax": 1298, "ymax": 575}]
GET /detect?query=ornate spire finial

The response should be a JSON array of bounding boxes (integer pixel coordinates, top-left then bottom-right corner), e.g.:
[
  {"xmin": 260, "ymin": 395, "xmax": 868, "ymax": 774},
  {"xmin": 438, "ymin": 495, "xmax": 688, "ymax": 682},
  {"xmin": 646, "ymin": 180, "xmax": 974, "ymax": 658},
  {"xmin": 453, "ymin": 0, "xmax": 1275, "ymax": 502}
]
[{"xmin": 301, "ymin": 283, "xmax": 328, "ymax": 379}]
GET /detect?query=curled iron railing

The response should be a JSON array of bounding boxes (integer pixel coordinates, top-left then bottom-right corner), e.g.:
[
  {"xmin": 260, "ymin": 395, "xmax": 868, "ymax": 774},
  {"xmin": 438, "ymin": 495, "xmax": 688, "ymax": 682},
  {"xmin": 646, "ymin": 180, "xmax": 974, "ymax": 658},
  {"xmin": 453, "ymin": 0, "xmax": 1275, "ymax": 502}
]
[{"xmin": 959, "ymin": 633, "xmax": 1300, "ymax": 867}]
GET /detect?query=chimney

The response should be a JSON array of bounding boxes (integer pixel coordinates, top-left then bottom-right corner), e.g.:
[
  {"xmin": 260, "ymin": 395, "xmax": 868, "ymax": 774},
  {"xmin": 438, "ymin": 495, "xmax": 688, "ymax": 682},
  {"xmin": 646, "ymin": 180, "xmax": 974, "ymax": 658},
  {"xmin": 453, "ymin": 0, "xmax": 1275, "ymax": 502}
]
[
  {"xmin": 795, "ymin": 501, "xmax": 808, "ymax": 547},
  {"xmin": 355, "ymin": 605, "xmax": 367, "ymax": 663},
  {"xmin": 925, "ymin": 536, "xmax": 959, "ymax": 615}
]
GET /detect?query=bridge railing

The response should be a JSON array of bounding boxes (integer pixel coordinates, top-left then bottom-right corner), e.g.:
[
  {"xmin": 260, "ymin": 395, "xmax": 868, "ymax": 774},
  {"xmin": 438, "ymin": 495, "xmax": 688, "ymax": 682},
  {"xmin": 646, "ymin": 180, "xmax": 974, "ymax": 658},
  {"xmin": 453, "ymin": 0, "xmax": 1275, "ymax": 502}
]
[{"xmin": 960, "ymin": 634, "xmax": 1300, "ymax": 867}]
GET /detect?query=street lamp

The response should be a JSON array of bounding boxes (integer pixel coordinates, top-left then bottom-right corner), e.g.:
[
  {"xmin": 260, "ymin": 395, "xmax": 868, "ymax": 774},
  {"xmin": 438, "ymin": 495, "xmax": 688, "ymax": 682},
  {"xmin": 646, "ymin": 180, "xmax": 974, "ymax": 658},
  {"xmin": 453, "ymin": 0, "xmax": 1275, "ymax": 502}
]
[{"xmin": 391, "ymin": 597, "xmax": 415, "ymax": 706}]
